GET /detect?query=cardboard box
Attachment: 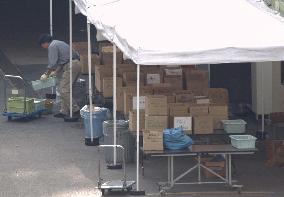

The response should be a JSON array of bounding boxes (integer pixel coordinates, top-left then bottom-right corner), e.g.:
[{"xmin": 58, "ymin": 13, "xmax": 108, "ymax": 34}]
[
  {"xmin": 193, "ymin": 116, "xmax": 214, "ymax": 134},
  {"xmin": 117, "ymin": 87, "xmax": 124, "ymax": 112},
  {"xmin": 95, "ymin": 65, "xmax": 113, "ymax": 91},
  {"xmin": 212, "ymin": 115, "xmax": 228, "ymax": 130},
  {"xmin": 203, "ymin": 161, "xmax": 226, "ymax": 178},
  {"xmin": 164, "ymin": 68, "xmax": 183, "ymax": 76},
  {"xmin": 145, "ymin": 95, "xmax": 168, "ymax": 116},
  {"xmin": 143, "ymin": 131, "xmax": 164, "ymax": 151},
  {"xmin": 101, "ymin": 46, "xmax": 123, "ymax": 65},
  {"xmin": 190, "ymin": 105, "xmax": 209, "ymax": 116},
  {"xmin": 209, "ymin": 105, "xmax": 228, "ymax": 116},
  {"xmin": 122, "ymin": 71, "xmax": 145, "ymax": 86},
  {"xmin": 146, "ymin": 73, "xmax": 161, "ymax": 85},
  {"xmin": 176, "ymin": 93, "xmax": 195, "ymax": 103},
  {"xmin": 187, "ymin": 81, "xmax": 209, "ymax": 96},
  {"xmin": 145, "ymin": 115, "xmax": 168, "ymax": 131},
  {"xmin": 73, "ymin": 42, "xmax": 88, "ymax": 54},
  {"xmin": 129, "ymin": 110, "xmax": 145, "ymax": 131},
  {"xmin": 167, "ymin": 95, "xmax": 176, "ymax": 103},
  {"xmin": 265, "ymin": 140, "xmax": 284, "ymax": 163},
  {"xmin": 196, "ymin": 98, "xmax": 210, "ymax": 105},
  {"xmin": 208, "ymin": 88, "xmax": 229, "ymax": 104},
  {"xmin": 102, "ymin": 77, "xmax": 123, "ymax": 97},
  {"xmin": 118, "ymin": 64, "xmax": 136, "ymax": 76},
  {"xmin": 132, "ymin": 96, "xmax": 146, "ymax": 110},
  {"xmin": 164, "ymin": 76, "xmax": 183, "ymax": 90},
  {"xmin": 152, "ymin": 83, "xmax": 173, "ymax": 95},
  {"xmin": 80, "ymin": 54, "xmax": 100, "ymax": 74},
  {"xmin": 168, "ymin": 103, "xmax": 191, "ymax": 116},
  {"xmin": 174, "ymin": 117, "xmax": 192, "ymax": 134}
]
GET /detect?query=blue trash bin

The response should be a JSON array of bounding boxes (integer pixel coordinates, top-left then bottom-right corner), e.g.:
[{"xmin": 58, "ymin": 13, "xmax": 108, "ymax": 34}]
[{"xmin": 80, "ymin": 105, "xmax": 110, "ymax": 146}]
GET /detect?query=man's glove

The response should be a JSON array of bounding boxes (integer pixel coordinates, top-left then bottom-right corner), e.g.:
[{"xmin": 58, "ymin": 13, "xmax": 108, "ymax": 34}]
[
  {"xmin": 40, "ymin": 73, "xmax": 48, "ymax": 80},
  {"xmin": 49, "ymin": 71, "xmax": 57, "ymax": 77}
]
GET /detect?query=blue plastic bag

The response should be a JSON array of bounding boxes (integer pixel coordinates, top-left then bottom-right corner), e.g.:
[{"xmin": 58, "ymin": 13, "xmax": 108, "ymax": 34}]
[{"xmin": 163, "ymin": 128, "xmax": 193, "ymax": 150}]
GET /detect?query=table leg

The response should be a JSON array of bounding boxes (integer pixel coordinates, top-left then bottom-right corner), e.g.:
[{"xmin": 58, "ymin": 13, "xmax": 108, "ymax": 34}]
[
  {"xmin": 168, "ymin": 157, "xmax": 171, "ymax": 184},
  {"xmin": 170, "ymin": 156, "xmax": 174, "ymax": 187},
  {"xmin": 228, "ymin": 154, "xmax": 232, "ymax": 186},
  {"xmin": 225, "ymin": 154, "xmax": 229, "ymax": 184},
  {"xmin": 198, "ymin": 154, "xmax": 201, "ymax": 183}
]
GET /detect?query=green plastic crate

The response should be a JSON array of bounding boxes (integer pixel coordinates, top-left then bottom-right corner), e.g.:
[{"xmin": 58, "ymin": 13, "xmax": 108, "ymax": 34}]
[
  {"xmin": 229, "ymin": 135, "xmax": 257, "ymax": 149},
  {"xmin": 7, "ymin": 97, "xmax": 35, "ymax": 114},
  {"xmin": 31, "ymin": 77, "xmax": 57, "ymax": 91}
]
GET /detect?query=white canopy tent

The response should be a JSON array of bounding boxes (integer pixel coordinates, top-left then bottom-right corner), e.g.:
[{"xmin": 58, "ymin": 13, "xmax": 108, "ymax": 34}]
[{"xmin": 70, "ymin": 0, "xmax": 284, "ymax": 192}]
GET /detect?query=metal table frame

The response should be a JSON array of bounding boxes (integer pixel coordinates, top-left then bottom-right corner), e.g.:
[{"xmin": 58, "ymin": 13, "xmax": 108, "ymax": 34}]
[{"xmin": 141, "ymin": 145, "xmax": 257, "ymax": 194}]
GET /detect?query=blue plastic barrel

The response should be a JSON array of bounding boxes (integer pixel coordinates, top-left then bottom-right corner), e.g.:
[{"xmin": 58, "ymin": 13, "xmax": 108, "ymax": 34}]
[{"xmin": 80, "ymin": 105, "xmax": 110, "ymax": 145}]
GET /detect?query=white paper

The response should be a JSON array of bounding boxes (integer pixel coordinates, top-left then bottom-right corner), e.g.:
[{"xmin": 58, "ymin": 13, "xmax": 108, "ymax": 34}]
[
  {"xmin": 133, "ymin": 96, "xmax": 146, "ymax": 110},
  {"xmin": 146, "ymin": 74, "xmax": 160, "ymax": 84},
  {"xmin": 174, "ymin": 117, "xmax": 192, "ymax": 131}
]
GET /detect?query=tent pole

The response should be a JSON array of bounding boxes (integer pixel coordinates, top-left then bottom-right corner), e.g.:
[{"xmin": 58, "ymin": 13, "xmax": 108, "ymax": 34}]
[
  {"xmin": 208, "ymin": 64, "xmax": 211, "ymax": 87},
  {"xmin": 87, "ymin": 21, "xmax": 93, "ymax": 142},
  {"xmin": 261, "ymin": 63, "xmax": 265, "ymax": 135},
  {"xmin": 113, "ymin": 44, "xmax": 117, "ymax": 165},
  {"xmin": 69, "ymin": 0, "xmax": 73, "ymax": 118},
  {"xmin": 50, "ymin": 0, "xmax": 53, "ymax": 36},
  {"xmin": 136, "ymin": 64, "xmax": 140, "ymax": 191}
]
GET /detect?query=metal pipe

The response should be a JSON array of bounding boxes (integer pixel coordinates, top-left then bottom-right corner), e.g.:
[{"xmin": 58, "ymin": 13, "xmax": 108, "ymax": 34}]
[
  {"xmin": 136, "ymin": 64, "xmax": 141, "ymax": 191},
  {"xmin": 87, "ymin": 21, "xmax": 93, "ymax": 142},
  {"xmin": 113, "ymin": 44, "xmax": 117, "ymax": 165},
  {"xmin": 69, "ymin": 0, "xmax": 73, "ymax": 118},
  {"xmin": 261, "ymin": 63, "xmax": 265, "ymax": 134},
  {"xmin": 50, "ymin": 0, "xmax": 53, "ymax": 36}
]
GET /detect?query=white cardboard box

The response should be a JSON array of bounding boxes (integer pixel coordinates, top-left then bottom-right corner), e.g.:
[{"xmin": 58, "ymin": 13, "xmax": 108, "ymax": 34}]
[
  {"xmin": 147, "ymin": 74, "xmax": 161, "ymax": 84},
  {"xmin": 132, "ymin": 96, "xmax": 146, "ymax": 110},
  {"xmin": 174, "ymin": 117, "xmax": 192, "ymax": 133}
]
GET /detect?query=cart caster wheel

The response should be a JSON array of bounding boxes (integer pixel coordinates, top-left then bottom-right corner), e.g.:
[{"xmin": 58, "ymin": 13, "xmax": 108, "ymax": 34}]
[
  {"xmin": 160, "ymin": 190, "xmax": 166, "ymax": 196},
  {"xmin": 101, "ymin": 189, "xmax": 105, "ymax": 196}
]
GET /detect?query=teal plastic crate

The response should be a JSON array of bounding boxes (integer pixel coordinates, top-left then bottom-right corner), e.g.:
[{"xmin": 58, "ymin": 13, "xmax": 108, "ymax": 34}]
[
  {"xmin": 222, "ymin": 119, "xmax": 246, "ymax": 134},
  {"xmin": 31, "ymin": 77, "xmax": 57, "ymax": 91},
  {"xmin": 229, "ymin": 135, "xmax": 257, "ymax": 149},
  {"xmin": 7, "ymin": 97, "xmax": 35, "ymax": 114}
]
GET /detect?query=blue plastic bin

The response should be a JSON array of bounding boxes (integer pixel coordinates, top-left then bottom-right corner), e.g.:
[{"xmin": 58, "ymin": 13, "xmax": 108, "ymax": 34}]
[{"xmin": 80, "ymin": 105, "xmax": 110, "ymax": 145}]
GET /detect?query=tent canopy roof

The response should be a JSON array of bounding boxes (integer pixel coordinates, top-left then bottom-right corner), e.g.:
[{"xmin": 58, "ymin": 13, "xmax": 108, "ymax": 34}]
[{"xmin": 77, "ymin": 0, "xmax": 284, "ymax": 65}]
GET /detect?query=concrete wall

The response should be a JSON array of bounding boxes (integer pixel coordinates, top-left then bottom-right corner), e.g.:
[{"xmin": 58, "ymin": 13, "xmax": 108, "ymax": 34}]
[{"xmin": 251, "ymin": 61, "xmax": 284, "ymax": 116}]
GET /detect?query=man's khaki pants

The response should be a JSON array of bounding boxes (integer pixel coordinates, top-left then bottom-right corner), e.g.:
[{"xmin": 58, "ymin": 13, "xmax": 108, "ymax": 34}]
[{"xmin": 59, "ymin": 60, "xmax": 81, "ymax": 115}]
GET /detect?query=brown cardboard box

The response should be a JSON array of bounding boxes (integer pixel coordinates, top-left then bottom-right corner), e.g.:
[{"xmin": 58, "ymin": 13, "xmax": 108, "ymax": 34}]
[
  {"xmin": 212, "ymin": 115, "xmax": 228, "ymax": 130},
  {"xmin": 101, "ymin": 46, "xmax": 123, "ymax": 65},
  {"xmin": 209, "ymin": 105, "xmax": 228, "ymax": 116},
  {"xmin": 118, "ymin": 64, "xmax": 136, "ymax": 76},
  {"xmin": 143, "ymin": 131, "xmax": 164, "ymax": 151},
  {"xmin": 186, "ymin": 69, "xmax": 209, "ymax": 81},
  {"xmin": 176, "ymin": 93, "xmax": 195, "ymax": 103},
  {"xmin": 73, "ymin": 42, "xmax": 88, "ymax": 54},
  {"xmin": 168, "ymin": 103, "xmax": 191, "ymax": 117},
  {"xmin": 208, "ymin": 88, "xmax": 229, "ymax": 104},
  {"xmin": 203, "ymin": 161, "xmax": 226, "ymax": 178},
  {"xmin": 164, "ymin": 68, "xmax": 183, "ymax": 76},
  {"xmin": 152, "ymin": 83, "xmax": 173, "ymax": 95},
  {"xmin": 80, "ymin": 54, "xmax": 100, "ymax": 74},
  {"xmin": 145, "ymin": 115, "xmax": 168, "ymax": 131},
  {"xmin": 167, "ymin": 95, "xmax": 176, "ymax": 103},
  {"xmin": 145, "ymin": 95, "xmax": 168, "ymax": 116},
  {"xmin": 122, "ymin": 71, "xmax": 145, "ymax": 86},
  {"xmin": 193, "ymin": 116, "xmax": 214, "ymax": 134},
  {"xmin": 190, "ymin": 105, "xmax": 209, "ymax": 116},
  {"xmin": 102, "ymin": 77, "xmax": 123, "ymax": 97},
  {"xmin": 187, "ymin": 81, "xmax": 209, "ymax": 96},
  {"xmin": 265, "ymin": 140, "xmax": 284, "ymax": 164},
  {"xmin": 164, "ymin": 76, "xmax": 183, "ymax": 90},
  {"xmin": 117, "ymin": 87, "xmax": 124, "ymax": 112},
  {"xmin": 129, "ymin": 110, "xmax": 145, "ymax": 131},
  {"xmin": 95, "ymin": 65, "xmax": 113, "ymax": 92}
]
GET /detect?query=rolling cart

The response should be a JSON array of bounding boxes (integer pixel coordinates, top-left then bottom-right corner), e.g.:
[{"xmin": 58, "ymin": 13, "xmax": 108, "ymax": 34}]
[
  {"xmin": 97, "ymin": 145, "xmax": 136, "ymax": 195},
  {"xmin": 2, "ymin": 75, "xmax": 45, "ymax": 121}
]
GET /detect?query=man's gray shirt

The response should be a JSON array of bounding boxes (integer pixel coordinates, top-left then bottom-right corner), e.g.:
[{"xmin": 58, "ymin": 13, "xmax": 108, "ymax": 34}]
[{"xmin": 47, "ymin": 40, "xmax": 79, "ymax": 69}]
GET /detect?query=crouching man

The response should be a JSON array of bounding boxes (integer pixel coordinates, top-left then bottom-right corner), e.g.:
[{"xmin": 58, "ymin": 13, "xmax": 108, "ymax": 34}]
[{"xmin": 38, "ymin": 34, "xmax": 81, "ymax": 118}]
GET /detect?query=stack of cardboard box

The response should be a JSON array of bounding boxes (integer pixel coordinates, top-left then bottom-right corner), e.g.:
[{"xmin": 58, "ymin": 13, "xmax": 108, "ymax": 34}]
[{"xmin": 143, "ymin": 95, "xmax": 168, "ymax": 151}]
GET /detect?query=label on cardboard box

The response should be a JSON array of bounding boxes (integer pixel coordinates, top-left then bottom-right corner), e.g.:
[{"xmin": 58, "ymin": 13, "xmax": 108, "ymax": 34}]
[
  {"xmin": 147, "ymin": 74, "xmax": 160, "ymax": 84},
  {"xmin": 11, "ymin": 89, "xmax": 19, "ymax": 95},
  {"xmin": 174, "ymin": 117, "xmax": 192, "ymax": 132},
  {"xmin": 132, "ymin": 96, "xmax": 146, "ymax": 110},
  {"xmin": 196, "ymin": 98, "xmax": 210, "ymax": 105}
]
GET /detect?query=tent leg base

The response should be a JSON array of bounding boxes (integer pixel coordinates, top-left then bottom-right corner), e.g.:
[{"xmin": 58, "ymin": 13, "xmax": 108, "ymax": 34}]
[
  {"xmin": 107, "ymin": 164, "xmax": 123, "ymax": 169},
  {"xmin": 129, "ymin": 190, "xmax": 146, "ymax": 195},
  {"xmin": 64, "ymin": 116, "xmax": 79, "ymax": 122},
  {"xmin": 85, "ymin": 138, "xmax": 100, "ymax": 146}
]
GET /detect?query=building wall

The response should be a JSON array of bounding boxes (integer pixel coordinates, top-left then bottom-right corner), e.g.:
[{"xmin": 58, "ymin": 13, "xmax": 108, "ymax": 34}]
[{"xmin": 272, "ymin": 61, "xmax": 284, "ymax": 112}]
